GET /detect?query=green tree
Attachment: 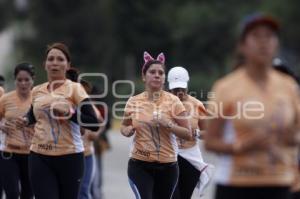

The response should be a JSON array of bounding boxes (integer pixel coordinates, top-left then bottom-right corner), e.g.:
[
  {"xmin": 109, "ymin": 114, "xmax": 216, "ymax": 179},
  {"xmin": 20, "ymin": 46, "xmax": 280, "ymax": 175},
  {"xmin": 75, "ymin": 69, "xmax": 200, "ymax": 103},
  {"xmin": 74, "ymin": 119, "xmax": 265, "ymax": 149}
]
[{"xmin": 0, "ymin": 0, "xmax": 14, "ymax": 31}]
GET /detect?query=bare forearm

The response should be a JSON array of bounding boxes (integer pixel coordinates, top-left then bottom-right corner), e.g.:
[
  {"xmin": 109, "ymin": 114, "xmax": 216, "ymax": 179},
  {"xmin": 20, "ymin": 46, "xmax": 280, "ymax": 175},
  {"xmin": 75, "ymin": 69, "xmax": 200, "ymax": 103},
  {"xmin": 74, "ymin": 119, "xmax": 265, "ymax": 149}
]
[
  {"xmin": 170, "ymin": 125, "xmax": 192, "ymax": 140},
  {"xmin": 205, "ymin": 140, "xmax": 235, "ymax": 154}
]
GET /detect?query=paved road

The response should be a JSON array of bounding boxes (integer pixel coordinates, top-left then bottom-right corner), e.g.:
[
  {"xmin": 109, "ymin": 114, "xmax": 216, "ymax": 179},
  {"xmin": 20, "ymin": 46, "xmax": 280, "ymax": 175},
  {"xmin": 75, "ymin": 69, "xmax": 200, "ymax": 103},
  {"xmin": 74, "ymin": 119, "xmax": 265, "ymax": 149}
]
[{"xmin": 102, "ymin": 131, "xmax": 218, "ymax": 199}]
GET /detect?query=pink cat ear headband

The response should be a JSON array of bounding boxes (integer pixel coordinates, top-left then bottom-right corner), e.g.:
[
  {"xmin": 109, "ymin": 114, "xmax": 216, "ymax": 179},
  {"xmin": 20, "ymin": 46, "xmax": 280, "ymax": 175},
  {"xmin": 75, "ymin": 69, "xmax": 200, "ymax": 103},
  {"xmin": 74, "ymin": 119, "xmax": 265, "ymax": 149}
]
[
  {"xmin": 142, "ymin": 51, "xmax": 165, "ymax": 74},
  {"xmin": 143, "ymin": 51, "xmax": 165, "ymax": 64}
]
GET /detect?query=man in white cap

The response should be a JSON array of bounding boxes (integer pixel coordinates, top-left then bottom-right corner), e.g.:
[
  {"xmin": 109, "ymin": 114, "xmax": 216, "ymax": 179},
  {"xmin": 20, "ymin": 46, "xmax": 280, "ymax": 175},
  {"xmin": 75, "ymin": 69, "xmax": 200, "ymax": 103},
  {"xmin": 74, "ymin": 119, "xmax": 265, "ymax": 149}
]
[{"xmin": 168, "ymin": 66, "xmax": 214, "ymax": 199}]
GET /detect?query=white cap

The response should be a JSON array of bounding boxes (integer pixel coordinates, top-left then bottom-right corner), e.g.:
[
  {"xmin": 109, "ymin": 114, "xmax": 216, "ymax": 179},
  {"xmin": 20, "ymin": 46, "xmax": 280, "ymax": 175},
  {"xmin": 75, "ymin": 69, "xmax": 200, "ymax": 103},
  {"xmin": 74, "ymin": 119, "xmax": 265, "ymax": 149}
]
[{"xmin": 167, "ymin": 66, "xmax": 189, "ymax": 90}]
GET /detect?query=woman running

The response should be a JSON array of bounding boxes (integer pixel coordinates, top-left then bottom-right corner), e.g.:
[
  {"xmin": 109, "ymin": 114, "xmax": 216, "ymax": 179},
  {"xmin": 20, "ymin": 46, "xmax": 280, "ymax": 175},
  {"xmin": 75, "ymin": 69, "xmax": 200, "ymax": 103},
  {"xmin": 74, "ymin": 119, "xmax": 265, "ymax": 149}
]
[
  {"xmin": 205, "ymin": 13, "xmax": 300, "ymax": 199},
  {"xmin": 121, "ymin": 52, "xmax": 192, "ymax": 199},
  {"xmin": 16, "ymin": 42, "xmax": 100, "ymax": 199},
  {"xmin": 168, "ymin": 66, "xmax": 214, "ymax": 199},
  {"xmin": 0, "ymin": 63, "xmax": 34, "ymax": 199}
]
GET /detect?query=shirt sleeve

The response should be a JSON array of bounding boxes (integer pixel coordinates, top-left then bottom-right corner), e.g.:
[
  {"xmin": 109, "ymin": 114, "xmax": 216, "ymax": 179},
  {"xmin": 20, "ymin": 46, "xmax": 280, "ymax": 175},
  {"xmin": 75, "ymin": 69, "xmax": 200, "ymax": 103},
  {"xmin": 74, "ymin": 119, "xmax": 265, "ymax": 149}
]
[
  {"xmin": 124, "ymin": 97, "xmax": 134, "ymax": 117},
  {"xmin": 171, "ymin": 96, "xmax": 186, "ymax": 117},
  {"xmin": 71, "ymin": 83, "xmax": 90, "ymax": 105}
]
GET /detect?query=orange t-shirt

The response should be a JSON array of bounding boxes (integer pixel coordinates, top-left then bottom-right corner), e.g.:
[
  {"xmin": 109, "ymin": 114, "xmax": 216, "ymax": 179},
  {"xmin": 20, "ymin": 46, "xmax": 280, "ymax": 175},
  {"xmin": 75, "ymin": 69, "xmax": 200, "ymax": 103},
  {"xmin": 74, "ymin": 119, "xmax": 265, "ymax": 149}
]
[
  {"xmin": 30, "ymin": 79, "xmax": 89, "ymax": 156},
  {"xmin": 208, "ymin": 68, "xmax": 300, "ymax": 186},
  {"xmin": 177, "ymin": 95, "xmax": 206, "ymax": 149},
  {"xmin": 124, "ymin": 91, "xmax": 186, "ymax": 163},
  {"xmin": 0, "ymin": 90, "xmax": 33, "ymax": 154}
]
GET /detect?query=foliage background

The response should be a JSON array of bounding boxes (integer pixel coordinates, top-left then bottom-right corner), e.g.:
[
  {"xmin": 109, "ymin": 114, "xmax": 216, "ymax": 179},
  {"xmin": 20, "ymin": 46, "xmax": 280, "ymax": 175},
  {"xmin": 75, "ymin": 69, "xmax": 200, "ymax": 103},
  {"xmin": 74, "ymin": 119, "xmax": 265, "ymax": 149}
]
[{"xmin": 0, "ymin": 0, "xmax": 299, "ymax": 101}]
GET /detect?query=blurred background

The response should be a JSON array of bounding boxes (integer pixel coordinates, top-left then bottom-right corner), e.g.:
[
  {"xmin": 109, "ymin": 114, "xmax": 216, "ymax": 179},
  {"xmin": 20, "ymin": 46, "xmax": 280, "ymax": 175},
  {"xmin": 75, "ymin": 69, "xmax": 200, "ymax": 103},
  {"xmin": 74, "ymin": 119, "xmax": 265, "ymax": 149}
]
[
  {"xmin": 1, "ymin": 1, "xmax": 300, "ymax": 198},
  {"xmin": 1, "ymin": 0, "xmax": 300, "ymax": 97}
]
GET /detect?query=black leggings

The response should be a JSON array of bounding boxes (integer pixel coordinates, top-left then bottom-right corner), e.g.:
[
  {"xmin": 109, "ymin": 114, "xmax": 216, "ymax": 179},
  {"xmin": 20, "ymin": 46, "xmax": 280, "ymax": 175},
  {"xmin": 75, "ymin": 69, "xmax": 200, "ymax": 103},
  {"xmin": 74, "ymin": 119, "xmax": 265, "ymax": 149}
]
[
  {"xmin": 172, "ymin": 155, "xmax": 200, "ymax": 199},
  {"xmin": 292, "ymin": 191, "xmax": 300, "ymax": 199},
  {"xmin": 29, "ymin": 151, "xmax": 84, "ymax": 199},
  {"xmin": 215, "ymin": 184, "xmax": 291, "ymax": 199},
  {"xmin": 0, "ymin": 172, "xmax": 2, "ymax": 199},
  {"xmin": 0, "ymin": 151, "xmax": 33, "ymax": 199},
  {"xmin": 128, "ymin": 158, "xmax": 179, "ymax": 199}
]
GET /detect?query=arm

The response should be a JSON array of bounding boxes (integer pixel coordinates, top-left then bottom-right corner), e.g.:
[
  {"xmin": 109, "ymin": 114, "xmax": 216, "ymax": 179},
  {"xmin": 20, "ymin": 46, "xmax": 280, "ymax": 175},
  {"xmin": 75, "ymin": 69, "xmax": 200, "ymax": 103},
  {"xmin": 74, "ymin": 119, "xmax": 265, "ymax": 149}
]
[
  {"xmin": 172, "ymin": 111, "xmax": 192, "ymax": 140},
  {"xmin": 205, "ymin": 117, "xmax": 272, "ymax": 154},
  {"xmin": 87, "ymin": 106, "xmax": 105, "ymax": 140},
  {"xmin": 282, "ymin": 83, "xmax": 300, "ymax": 146},
  {"xmin": 70, "ymin": 98, "xmax": 100, "ymax": 132},
  {"xmin": 155, "ymin": 111, "xmax": 192, "ymax": 141},
  {"xmin": 204, "ymin": 82, "xmax": 239, "ymax": 154},
  {"xmin": 196, "ymin": 102, "xmax": 208, "ymax": 139},
  {"xmin": 204, "ymin": 117, "xmax": 236, "ymax": 154},
  {"xmin": 87, "ymin": 126, "xmax": 105, "ymax": 141},
  {"xmin": 120, "ymin": 112, "xmax": 135, "ymax": 137},
  {"xmin": 196, "ymin": 119, "xmax": 205, "ymax": 139}
]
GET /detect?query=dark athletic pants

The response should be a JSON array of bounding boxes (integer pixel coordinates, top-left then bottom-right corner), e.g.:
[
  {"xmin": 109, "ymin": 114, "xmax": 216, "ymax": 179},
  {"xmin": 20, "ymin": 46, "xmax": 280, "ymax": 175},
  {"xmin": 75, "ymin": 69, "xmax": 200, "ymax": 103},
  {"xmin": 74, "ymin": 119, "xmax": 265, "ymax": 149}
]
[
  {"xmin": 215, "ymin": 184, "xmax": 291, "ymax": 199},
  {"xmin": 172, "ymin": 155, "xmax": 201, "ymax": 199},
  {"xmin": 292, "ymin": 191, "xmax": 300, "ymax": 199},
  {"xmin": 0, "ymin": 151, "xmax": 33, "ymax": 199},
  {"xmin": 29, "ymin": 151, "xmax": 84, "ymax": 199},
  {"xmin": 128, "ymin": 158, "xmax": 179, "ymax": 199}
]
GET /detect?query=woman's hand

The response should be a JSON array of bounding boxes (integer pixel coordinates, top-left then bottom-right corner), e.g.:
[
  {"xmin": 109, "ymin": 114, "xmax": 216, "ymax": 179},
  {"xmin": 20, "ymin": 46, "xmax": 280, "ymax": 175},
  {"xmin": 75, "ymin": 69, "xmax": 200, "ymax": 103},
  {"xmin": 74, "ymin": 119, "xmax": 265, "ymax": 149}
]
[
  {"xmin": 152, "ymin": 111, "xmax": 192, "ymax": 140},
  {"xmin": 152, "ymin": 111, "xmax": 173, "ymax": 128},
  {"xmin": 15, "ymin": 116, "xmax": 29, "ymax": 129},
  {"xmin": 0, "ymin": 119, "xmax": 17, "ymax": 134},
  {"xmin": 121, "ymin": 125, "xmax": 136, "ymax": 137},
  {"xmin": 42, "ymin": 101, "xmax": 74, "ymax": 119}
]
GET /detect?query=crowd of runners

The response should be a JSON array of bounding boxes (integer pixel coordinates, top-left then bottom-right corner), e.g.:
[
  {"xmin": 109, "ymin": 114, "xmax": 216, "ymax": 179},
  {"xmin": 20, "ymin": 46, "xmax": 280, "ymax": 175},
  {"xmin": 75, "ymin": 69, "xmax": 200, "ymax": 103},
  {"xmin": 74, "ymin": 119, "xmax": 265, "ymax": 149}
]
[{"xmin": 0, "ymin": 13, "xmax": 300, "ymax": 199}]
